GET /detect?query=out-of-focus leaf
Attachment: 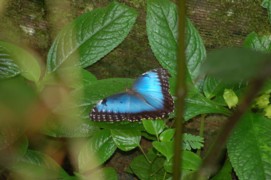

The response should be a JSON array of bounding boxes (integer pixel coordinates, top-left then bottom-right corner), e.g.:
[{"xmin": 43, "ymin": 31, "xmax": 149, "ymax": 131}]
[
  {"xmin": 47, "ymin": 2, "xmax": 137, "ymax": 72},
  {"xmin": 77, "ymin": 167, "xmax": 118, "ymax": 180},
  {"xmin": 42, "ymin": 67, "xmax": 97, "ymax": 89},
  {"xmin": 227, "ymin": 112, "xmax": 271, "ymax": 180},
  {"xmin": 78, "ymin": 129, "xmax": 117, "ymax": 172},
  {"xmin": 0, "ymin": 76, "xmax": 37, "ymax": 149},
  {"xmin": 11, "ymin": 150, "xmax": 70, "ymax": 179},
  {"xmin": 111, "ymin": 129, "xmax": 141, "ymax": 151},
  {"xmin": 201, "ymin": 47, "xmax": 271, "ymax": 83},
  {"xmin": 0, "ymin": 41, "xmax": 41, "ymax": 82},
  {"xmin": 43, "ymin": 117, "xmax": 99, "ymax": 138}
]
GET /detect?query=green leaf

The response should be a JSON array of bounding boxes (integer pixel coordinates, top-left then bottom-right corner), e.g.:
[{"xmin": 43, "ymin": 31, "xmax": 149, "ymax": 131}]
[
  {"xmin": 0, "ymin": 41, "xmax": 41, "ymax": 82},
  {"xmin": 11, "ymin": 150, "xmax": 69, "ymax": 179},
  {"xmin": 159, "ymin": 129, "xmax": 175, "ymax": 142},
  {"xmin": 201, "ymin": 47, "xmax": 271, "ymax": 83},
  {"xmin": 142, "ymin": 119, "xmax": 166, "ymax": 136},
  {"xmin": 183, "ymin": 133, "xmax": 204, "ymax": 150},
  {"xmin": 186, "ymin": 19, "xmax": 206, "ymax": 84},
  {"xmin": 244, "ymin": 32, "xmax": 271, "ymax": 53},
  {"xmin": 203, "ymin": 76, "xmax": 231, "ymax": 99},
  {"xmin": 111, "ymin": 129, "xmax": 141, "ymax": 151},
  {"xmin": 153, "ymin": 141, "xmax": 173, "ymax": 161},
  {"xmin": 0, "ymin": 76, "xmax": 37, "ymax": 149},
  {"xmin": 42, "ymin": 67, "xmax": 97, "ymax": 89},
  {"xmin": 78, "ymin": 129, "xmax": 117, "ymax": 172},
  {"xmin": 211, "ymin": 159, "xmax": 232, "ymax": 180},
  {"xmin": 262, "ymin": 0, "xmax": 271, "ymax": 24},
  {"xmin": 78, "ymin": 167, "xmax": 118, "ymax": 180},
  {"xmin": 91, "ymin": 121, "xmax": 145, "ymax": 131},
  {"xmin": 146, "ymin": 0, "xmax": 206, "ymax": 83},
  {"xmin": 163, "ymin": 150, "xmax": 202, "ymax": 173},
  {"xmin": 43, "ymin": 117, "xmax": 99, "ymax": 138},
  {"xmin": 184, "ymin": 87, "xmax": 231, "ymax": 121},
  {"xmin": 47, "ymin": 2, "xmax": 137, "ymax": 73},
  {"xmin": 227, "ymin": 113, "xmax": 271, "ymax": 180},
  {"xmin": 129, "ymin": 149, "xmax": 167, "ymax": 180},
  {"xmin": 0, "ymin": 43, "xmax": 20, "ymax": 79}
]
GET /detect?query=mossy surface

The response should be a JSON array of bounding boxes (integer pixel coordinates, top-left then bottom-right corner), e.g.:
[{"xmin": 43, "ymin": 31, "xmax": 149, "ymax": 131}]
[{"xmin": 0, "ymin": 0, "xmax": 270, "ymax": 77}]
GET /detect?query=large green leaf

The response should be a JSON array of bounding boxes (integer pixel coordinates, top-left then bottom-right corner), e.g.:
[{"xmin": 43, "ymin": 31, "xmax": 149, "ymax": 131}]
[
  {"xmin": 47, "ymin": 2, "xmax": 137, "ymax": 72},
  {"xmin": 201, "ymin": 47, "xmax": 271, "ymax": 83},
  {"xmin": 244, "ymin": 32, "xmax": 271, "ymax": 53},
  {"xmin": 111, "ymin": 129, "xmax": 141, "ymax": 151},
  {"xmin": 11, "ymin": 150, "xmax": 69, "ymax": 179},
  {"xmin": 227, "ymin": 113, "xmax": 271, "ymax": 180},
  {"xmin": 78, "ymin": 129, "xmax": 117, "ymax": 172},
  {"xmin": 0, "ymin": 76, "xmax": 37, "ymax": 149},
  {"xmin": 0, "ymin": 41, "xmax": 41, "ymax": 82},
  {"xmin": 146, "ymin": 0, "xmax": 206, "ymax": 82}
]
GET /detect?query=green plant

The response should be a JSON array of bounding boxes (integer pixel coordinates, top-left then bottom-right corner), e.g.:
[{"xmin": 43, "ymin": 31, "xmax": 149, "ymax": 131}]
[{"xmin": 0, "ymin": 0, "xmax": 271, "ymax": 179}]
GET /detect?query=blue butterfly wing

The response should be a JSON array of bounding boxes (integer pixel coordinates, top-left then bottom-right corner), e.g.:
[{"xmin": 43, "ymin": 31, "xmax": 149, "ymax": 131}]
[
  {"xmin": 132, "ymin": 70, "xmax": 164, "ymax": 109},
  {"xmin": 90, "ymin": 68, "xmax": 174, "ymax": 122},
  {"xmin": 91, "ymin": 92, "xmax": 158, "ymax": 121},
  {"xmin": 132, "ymin": 68, "xmax": 173, "ymax": 113}
]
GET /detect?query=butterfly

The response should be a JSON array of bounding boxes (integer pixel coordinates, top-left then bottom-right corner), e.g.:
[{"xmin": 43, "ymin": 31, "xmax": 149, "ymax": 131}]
[{"xmin": 90, "ymin": 68, "xmax": 174, "ymax": 122}]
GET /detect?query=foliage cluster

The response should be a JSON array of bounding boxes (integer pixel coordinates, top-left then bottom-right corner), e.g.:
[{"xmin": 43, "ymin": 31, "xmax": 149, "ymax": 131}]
[{"xmin": 0, "ymin": 0, "xmax": 271, "ymax": 179}]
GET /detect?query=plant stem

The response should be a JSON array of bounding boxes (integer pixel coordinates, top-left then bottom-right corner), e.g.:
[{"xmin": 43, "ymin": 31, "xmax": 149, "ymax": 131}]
[
  {"xmin": 138, "ymin": 145, "xmax": 151, "ymax": 163},
  {"xmin": 197, "ymin": 114, "xmax": 206, "ymax": 156},
  {"xmin": 173, "ymin": 0, "xmax": 186, "ymax": 179},
  {"xmin": 197, "ymin": 77, "xmax": 266, "ymax": 178}
]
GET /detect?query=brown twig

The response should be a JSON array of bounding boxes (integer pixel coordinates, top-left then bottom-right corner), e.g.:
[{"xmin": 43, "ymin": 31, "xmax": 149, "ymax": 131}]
[
  {"xmin": 197, "ymin": 77, "xmax": 266, "ymax": 179},
  {"xmin": 173, "ymin": 0, "xmax": 186, "ymax": 179}
]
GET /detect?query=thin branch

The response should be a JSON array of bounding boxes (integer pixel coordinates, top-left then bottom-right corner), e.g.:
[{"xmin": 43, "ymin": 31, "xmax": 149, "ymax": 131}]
[
  {"xmin": 197, "ymin": 77, "xmax": 266, "ymax": 178},
  {"xmin": 173, "ymin": 0, "xmax": 186, "ymax": 179}
]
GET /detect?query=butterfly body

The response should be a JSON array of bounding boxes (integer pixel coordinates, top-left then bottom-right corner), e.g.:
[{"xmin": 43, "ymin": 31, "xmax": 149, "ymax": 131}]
[{"xmin": 90, "ymin": 68, "xmax": 174, "ymax": 122}]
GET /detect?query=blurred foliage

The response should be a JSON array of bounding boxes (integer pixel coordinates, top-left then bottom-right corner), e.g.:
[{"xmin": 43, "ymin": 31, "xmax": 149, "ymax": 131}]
[{"xmin": 0, "ymin": 0, "xmax": 271, "ymax": 179}]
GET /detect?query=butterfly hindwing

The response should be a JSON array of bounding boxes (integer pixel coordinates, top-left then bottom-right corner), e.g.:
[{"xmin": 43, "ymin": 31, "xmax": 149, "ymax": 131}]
[{"xmin": 90, "ymin": 68, "xmax": 174, "ymax": 122}]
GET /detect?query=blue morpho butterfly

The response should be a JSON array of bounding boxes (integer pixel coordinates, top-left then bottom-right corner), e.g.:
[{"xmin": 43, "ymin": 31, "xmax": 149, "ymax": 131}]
[{"xmin": 90, "ymin": 68, "xmax": 174, "ymax": 122}]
